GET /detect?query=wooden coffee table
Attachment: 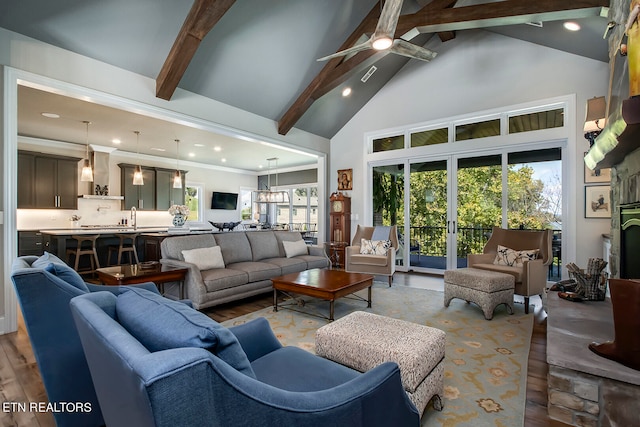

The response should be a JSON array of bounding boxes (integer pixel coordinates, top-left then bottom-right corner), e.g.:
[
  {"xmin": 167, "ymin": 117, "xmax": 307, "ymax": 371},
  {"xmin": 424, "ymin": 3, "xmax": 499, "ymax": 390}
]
[
  {"xmin": 96, "ymin": 263, "xmax": 188, "ymax": 299},
  {"xmin": 272, "ymin": 268, "xmax": 374, "ymax": 320}
]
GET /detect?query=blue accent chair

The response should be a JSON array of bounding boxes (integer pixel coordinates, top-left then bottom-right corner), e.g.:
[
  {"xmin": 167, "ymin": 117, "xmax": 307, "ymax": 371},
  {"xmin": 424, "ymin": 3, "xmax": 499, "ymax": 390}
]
[
  {"xmin": 70, "ymin": 289, "xmax": 419, "ymax": 427},
  {"xmin": 10, "ymin": 254, "xmax": 164, "ymax": 427}
]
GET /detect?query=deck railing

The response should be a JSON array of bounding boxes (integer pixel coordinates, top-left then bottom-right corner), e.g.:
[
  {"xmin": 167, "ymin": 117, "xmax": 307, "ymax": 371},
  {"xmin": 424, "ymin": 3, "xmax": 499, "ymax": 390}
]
[{"xmin": 396, "ymin": 225, "xmax": 560, "ymax": 258}]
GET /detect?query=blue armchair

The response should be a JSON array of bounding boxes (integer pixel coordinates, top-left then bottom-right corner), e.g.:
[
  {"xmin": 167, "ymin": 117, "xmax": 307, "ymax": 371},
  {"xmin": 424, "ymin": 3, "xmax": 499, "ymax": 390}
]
[
  {"xmin": 69, "ymin": 288, "xmax": 419, "ymax": 427},
  {"xmin": 10, "ymin": 254, "xmax": 162, "ymax": 427}
]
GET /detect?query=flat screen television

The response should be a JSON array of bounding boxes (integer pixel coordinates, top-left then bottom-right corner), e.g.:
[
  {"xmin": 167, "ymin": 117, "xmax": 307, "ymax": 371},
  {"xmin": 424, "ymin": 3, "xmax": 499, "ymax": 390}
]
[{"xmin": 211, "ymin": 191, "xmax": 238, "ymax": 210}]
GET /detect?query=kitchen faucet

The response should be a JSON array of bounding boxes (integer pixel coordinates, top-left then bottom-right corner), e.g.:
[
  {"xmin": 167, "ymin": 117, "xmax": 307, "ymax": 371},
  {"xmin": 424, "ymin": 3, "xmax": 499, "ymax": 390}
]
[{"xmin": 130, "ymin": 206, "xmax": 137, "ymax": 230}]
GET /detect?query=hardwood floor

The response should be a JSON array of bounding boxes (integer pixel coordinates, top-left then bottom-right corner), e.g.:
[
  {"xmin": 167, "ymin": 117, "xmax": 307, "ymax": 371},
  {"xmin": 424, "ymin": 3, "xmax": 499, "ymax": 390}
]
[{"xmin": 0, "ymin": 272, "xmax": 569, "ymax": 426}]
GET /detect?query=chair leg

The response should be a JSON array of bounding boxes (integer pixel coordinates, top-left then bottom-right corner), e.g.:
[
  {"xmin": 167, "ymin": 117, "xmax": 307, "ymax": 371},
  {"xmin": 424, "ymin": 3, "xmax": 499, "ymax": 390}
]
[
  {"xmin": 388, "ymin": 274, "xmax": 393, "ymax": 287},
  {"xmin": 524, "ymin": 296, "xmax": 530, "ymax": 314}
]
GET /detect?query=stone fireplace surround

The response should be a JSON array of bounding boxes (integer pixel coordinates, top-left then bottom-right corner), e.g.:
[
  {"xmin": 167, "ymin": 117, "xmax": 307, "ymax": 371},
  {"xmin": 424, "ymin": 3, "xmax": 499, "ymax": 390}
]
[{"xmin": 545, "ymin": 2, "xmax": 640, "ymax": 425}]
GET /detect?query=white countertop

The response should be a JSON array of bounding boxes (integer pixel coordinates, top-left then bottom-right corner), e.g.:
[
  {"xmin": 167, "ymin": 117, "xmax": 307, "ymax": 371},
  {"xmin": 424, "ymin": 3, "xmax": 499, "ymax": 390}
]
[{"xmin": 38, "ymin": 226, "xmax": 170, "ymax": 235}]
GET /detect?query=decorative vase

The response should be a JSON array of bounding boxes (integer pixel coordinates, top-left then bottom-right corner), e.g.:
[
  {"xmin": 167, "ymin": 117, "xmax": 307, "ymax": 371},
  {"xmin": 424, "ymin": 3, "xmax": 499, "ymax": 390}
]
[{"xmin": 172, "ymin": 214, "xmax": 186, "ymax": 227}]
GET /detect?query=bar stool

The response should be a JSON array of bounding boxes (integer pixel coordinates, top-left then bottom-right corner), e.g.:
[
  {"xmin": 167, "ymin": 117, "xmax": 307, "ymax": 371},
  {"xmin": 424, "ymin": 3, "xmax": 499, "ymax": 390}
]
[
  {"xmin": 107, "ymin": 233, "xmax": 139, "ymax": 265},
  {"xmin": 66, "ymin": 235, "xmax": 101, "ymax": 275}
]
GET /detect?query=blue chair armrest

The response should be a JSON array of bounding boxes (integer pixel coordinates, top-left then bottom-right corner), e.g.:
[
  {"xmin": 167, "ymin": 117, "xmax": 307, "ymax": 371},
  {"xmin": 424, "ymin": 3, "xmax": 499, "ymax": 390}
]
[
  {"xmin": 228, "ymin": 317, "xmax": 283, "ymax": 361},
  {"xmin": 137, "ymin": 353, "xmax": 418, "ymax": 427}
]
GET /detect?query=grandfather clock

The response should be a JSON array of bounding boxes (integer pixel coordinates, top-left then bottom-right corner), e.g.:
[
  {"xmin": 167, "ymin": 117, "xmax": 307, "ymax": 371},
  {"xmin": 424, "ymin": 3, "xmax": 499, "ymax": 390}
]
[{"xmin": 329, "ymin": 192, "xmax": 351, "ymax": 268}]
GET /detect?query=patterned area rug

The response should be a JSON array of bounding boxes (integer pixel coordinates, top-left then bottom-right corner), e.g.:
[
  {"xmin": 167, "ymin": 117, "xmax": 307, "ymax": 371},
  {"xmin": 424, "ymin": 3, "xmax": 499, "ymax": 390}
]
[{"xmin": 221, "ymin": 283, "xmax": 533, "ymax": 427}]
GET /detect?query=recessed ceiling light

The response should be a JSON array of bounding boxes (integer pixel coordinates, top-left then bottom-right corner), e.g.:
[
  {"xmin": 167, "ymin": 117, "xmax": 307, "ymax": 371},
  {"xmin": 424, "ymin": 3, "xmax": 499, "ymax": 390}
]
[
  {"xmin": 342, "ymin": 87, "xmax": 352, "ymax": 97},
  {"xmin": 214, "ymin": 146, "xmax": 222, "ymax": 152},
  {"xmin": 563, "ymin": 21, "xmax": 581, "ymax": 31},
  {"xmin": 112, "ymin": 138, "xmax": 121, "ymax": 144},
  {"xmin": 41, "ymin": 112, "xmax": 60, "ymax": 119},
  {"xmin": 150, "ymin": 147, "xmax": 166, "ymax": 152},
  {"xmin": 221, "ymin": 158, "xmax": 227, "ymax": 163},
  {"xmin": 194, "ymin": 143, "xmax": 204, "ymax": 147},
  {"xmin": 259, "ymin": 165, "xmax": 263, "ymax": 169},
  {"xmin": 188, "ymin": 152, "xmax": 195, "ymax": 157}
]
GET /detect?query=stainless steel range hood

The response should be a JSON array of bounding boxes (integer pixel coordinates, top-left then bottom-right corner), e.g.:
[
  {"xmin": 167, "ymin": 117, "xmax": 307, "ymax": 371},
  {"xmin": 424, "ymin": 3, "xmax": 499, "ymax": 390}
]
[{"xmin": 80, "ymin": 145, "xmax": 123, "ymax": 200}]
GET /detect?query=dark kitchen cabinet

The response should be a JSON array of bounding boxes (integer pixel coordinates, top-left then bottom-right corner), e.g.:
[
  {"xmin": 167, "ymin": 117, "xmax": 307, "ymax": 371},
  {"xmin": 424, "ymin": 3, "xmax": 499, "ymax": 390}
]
[
  {"xmin": 18, "ymin": 231, "xmax": 45, "ymax": 256},
  {"xmin": 156, "ymin": 168, "xmax": 186, "ymax": 210},
  {"xmin": 120, "ymin": 164, "xmax": 156, "ymax": 210},
  {"xmin": 18, "ymin": 151, "xmax": 79, "ymax": 209}
]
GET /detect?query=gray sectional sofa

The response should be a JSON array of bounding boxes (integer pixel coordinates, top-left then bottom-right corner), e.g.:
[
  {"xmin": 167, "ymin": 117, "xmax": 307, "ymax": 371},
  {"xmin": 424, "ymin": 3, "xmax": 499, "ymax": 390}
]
[{"xmin": 160, "ymin": 230, "xmax": 329, "ymax": 310}]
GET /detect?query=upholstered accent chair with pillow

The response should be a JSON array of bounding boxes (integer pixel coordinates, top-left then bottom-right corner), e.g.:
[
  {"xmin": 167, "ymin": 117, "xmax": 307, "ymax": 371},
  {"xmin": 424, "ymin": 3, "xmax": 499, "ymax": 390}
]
[
  {"xmin": 467, "ymin": 227, "xmax": 553, "ymax": 313},
  {"xmin": 70, "ymin": 288, "xmax": 419, "ymax": 427},
  {"xmin": 10, "ymin": 253, "xmax": 163, "ymax": 427},
  {"xmin": 345, "ymin": 225, "xmax": 398, "ymax": 286}
]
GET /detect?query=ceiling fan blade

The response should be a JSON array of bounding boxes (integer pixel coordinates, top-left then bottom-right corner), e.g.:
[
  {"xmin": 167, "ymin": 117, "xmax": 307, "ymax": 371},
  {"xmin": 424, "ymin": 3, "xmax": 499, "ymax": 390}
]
[
  {"xmin": 372, "ymin": 0, "xmax": 403, "ymax": 41},
  {"xmin": 390, "ymin": 39, "xmax": 437, "ymax": 62},
  {"xmin": 317, "ymin": 40, "xmax": 372, "ymax": 61}
]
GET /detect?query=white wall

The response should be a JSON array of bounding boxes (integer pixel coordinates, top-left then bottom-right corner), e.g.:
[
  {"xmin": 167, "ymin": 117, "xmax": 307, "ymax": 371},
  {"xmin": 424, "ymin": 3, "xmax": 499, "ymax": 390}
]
[{"xmin": 331, "ymin": 29, "xmax": 610, "ymax": 269}]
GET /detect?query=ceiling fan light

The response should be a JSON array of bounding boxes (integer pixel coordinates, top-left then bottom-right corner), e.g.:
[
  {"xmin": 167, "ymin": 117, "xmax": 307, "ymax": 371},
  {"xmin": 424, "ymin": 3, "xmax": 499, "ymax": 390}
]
[
  {"xmin": 80, "ymin": 159, "xmax": 93, "ymax": 182},
  {"xmin": 173, "ymin": 170, "xmax": 182, "ymax": 188},
  {"xmin": 372, "ymin": 37, "xmax": 393, "ymax": 50}
]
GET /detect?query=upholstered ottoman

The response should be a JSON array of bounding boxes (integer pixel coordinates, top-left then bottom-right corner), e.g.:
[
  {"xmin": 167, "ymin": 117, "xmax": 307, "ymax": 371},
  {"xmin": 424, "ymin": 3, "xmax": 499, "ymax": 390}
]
[
  {"xmin": 315, "ymin": 311, "xmax": 445, "ymax": 415},
  {"xmin": 444, "ymin": 267, "xmax": 515, "ymax": 320}
]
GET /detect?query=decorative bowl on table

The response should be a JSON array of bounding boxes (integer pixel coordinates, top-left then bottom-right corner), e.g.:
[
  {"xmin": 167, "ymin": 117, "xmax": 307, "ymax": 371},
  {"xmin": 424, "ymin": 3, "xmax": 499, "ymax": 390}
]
[{"xmin": 139, "ymin": 261, "xmax": 159, "ymax": 270}]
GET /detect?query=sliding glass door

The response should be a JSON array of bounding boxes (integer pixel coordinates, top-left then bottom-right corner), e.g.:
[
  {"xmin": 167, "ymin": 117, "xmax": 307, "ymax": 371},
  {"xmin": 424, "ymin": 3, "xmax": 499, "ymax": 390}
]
[
  {"xmin": 454, "ymin": 154, "xmax": 502, "ymax": 268},
  {"xmin": 370, "ymin": 148, "xmax": 562, "ymax": 274}
]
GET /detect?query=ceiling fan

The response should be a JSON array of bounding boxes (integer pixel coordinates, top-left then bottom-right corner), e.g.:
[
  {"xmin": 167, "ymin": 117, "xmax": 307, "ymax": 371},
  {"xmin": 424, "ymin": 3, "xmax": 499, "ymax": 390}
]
[{"xmin": 317, "ymin": 0, "xmax": 437, "ymax": 62}]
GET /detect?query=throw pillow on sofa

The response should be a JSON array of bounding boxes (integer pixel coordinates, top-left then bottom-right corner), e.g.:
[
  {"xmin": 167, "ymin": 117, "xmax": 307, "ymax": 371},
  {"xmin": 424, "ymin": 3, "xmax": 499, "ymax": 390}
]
[
  {"xmin": 493, "ymin": 245, "xmax": 539, "ymax": 267},
  {"xmin": 32, "ymin": 251, "xmax": 67, "ymax": 269},
  {"xmin": 182, "ymin": 246, "xmax": 225, "ymax": 270},
  {"xmin": 116, "ymin": 287, "xmax": 255, "ymax": 378},
  {"xmin": 282, "ymin": 239, "xmax": 308, "ymax": 258},
  {"xmin": 360, "ymin": 239, "xmax": 392, "ymax": 256}
]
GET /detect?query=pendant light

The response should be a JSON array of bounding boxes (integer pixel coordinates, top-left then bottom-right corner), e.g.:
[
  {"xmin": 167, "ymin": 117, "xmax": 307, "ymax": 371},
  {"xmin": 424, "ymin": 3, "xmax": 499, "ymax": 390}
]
[
  {"xmin": 80, "ymin": 120, "xmax": 93, "ymax": 182},
  {"xmin": 173, "ymin": 139, "xmax": 182, "ymax": 189},
  {"xmin": 252, "ymin": 157, "xmax": 289, "ymax": 203},
  {"xmin": 132, "ymin": 131, "xmax": 144, "ymax": 186}
]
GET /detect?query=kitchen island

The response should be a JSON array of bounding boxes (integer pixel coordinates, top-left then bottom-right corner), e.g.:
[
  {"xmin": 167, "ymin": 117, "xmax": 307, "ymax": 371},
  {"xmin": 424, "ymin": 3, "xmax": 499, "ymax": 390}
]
[
  {"xmin": 40, "ymin": 226, "xmax": 169, "ymax": 264},
  {"xmin": 39, "ymin": 226, "xmax": 216, "ymax": 264}
]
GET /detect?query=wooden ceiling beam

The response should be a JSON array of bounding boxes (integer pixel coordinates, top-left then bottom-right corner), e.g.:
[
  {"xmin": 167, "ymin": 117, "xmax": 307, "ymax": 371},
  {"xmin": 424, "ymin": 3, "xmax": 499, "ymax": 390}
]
[
  {"xmin": 156, "ymin": 0, "xmax": 236, "ymax": 101},
  {"xmin": 401, "ymin": 0, "xmax": 609, "ymax": 35}
]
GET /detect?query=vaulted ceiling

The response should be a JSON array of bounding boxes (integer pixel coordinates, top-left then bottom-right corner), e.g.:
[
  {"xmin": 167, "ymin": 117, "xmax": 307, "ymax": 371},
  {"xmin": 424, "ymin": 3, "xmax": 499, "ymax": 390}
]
[{"xmin": 0, "ymin": 0, "xmax": 610, "ymax": 170}]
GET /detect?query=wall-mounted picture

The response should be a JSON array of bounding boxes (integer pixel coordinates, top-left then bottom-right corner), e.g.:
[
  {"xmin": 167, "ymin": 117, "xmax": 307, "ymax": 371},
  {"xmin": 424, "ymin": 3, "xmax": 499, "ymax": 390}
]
[
  {"xmin": 584, "ymin": 152, "xmax": 611, "ymax": 183},
  {"xmin": 337, "ymin": 168, "xmax": 353, "ymax": 191},
  {"xmin": 585, "ymin": 185, "xmax": 611, "ymax": 218}
]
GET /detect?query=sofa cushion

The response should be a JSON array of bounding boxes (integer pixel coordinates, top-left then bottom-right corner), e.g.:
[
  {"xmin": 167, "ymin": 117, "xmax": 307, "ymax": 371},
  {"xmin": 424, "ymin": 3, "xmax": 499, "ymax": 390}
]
[
  {"xmin": 226, "ymin": 262, "xmax": 281, "ymax": 283},
  {"xmin": 282, "ymin": 239, "xmax": 308, "ymax": 258},
  {"xmin": 360, "ymin": 239, "xmax": 392, "ymax": 256},
  {"xmin": 493, "ymin": 245, "xmax": 539, "ymax": 267},
  {"xmin": 213, "ymin": 233, "xmax": 253, "ymax": 265},
  {"xmin": 182, "ymin": 246, "xmax": 225, "ymax": 270},
  {"xmin": 44, "ymin": 262, "xmax": 89, "ymax": 292},
  {"xmin": 116, "ymin": 287, "xmax": 255, "ymax": 378},
  {"xmin": 262, "ymin": 257, "xmax": 307, "ymax": 275},
  {"xmin": 245, "ymin": 231, "xmax": 280, "ymax": 261},
  {"xmin": 32, "ymin": 251, "xmax": 67, "ymax": 269},
  {"xmin": 201, "ymin": 268, "xmax": 249, "ymax": 292},
  {"xmin": 297, "ymin": 255, "xmax": 330, "ymax": 270},
  {"xmin": 161, "ymin": 234, "xmax": 217, "ymax": 261}
]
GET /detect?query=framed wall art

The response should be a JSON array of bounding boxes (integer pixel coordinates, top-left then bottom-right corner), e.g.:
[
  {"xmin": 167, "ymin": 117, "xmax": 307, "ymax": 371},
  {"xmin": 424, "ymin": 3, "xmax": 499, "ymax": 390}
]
[
  {"xmin": 337, "ymin": 168, "xmax": 352, "ymax": 191},
  {"xmin": 585, "ymin": 185, "xmax": 611, "ymax": 218},
  {"xmin": 584, "ymin": 152, "xmax": 611, "ymax": 184}
]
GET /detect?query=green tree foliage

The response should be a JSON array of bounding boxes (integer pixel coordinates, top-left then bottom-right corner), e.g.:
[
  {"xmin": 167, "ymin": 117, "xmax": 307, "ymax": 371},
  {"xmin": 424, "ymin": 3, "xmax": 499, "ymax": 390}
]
[{"xmin": 374, "ymin": 164, "xmax": 553, "ymax": 257}]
